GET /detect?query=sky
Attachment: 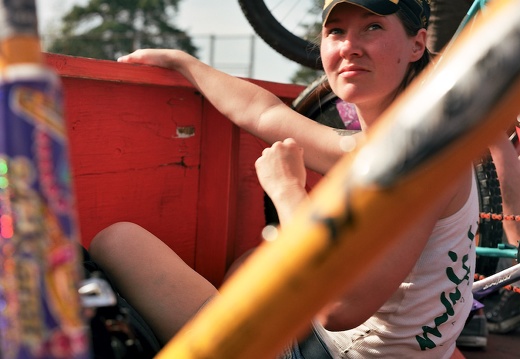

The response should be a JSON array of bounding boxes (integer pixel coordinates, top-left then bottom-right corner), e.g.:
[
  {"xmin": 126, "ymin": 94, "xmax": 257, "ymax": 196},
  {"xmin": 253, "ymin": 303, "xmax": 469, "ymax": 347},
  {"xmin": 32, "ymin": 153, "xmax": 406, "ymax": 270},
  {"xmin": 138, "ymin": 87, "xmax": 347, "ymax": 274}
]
[{"xmin": 36, "ymin": 0, "xmax": 316, "ymax": 84}]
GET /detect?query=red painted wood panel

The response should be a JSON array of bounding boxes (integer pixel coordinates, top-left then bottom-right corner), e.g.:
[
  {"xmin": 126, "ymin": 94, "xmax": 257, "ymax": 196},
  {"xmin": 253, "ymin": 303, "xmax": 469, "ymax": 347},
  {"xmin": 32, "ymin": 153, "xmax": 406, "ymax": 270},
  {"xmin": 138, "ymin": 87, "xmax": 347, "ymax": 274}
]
[
  {"xmin": 234, "ymin": 131, "xmax": 272, "ymax": 257},
  {"xmin": 45, "ymin": 53, "xmax": 305, "ymax": 285},
  {"xmin": 195, "ymin": 103, "xmax": 240, "ymax": 284},
  {"xmin": 61, "ymin": 75, "xmax": 203, "ymax": 267}
]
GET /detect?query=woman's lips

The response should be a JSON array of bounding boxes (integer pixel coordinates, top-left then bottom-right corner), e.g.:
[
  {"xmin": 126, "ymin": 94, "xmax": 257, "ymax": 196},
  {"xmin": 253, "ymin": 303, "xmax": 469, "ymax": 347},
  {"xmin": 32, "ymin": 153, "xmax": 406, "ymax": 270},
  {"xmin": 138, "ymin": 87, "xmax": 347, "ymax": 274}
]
[{"xmin": 339, "ymin": 65, "xmax": 369, "ymax": 78}]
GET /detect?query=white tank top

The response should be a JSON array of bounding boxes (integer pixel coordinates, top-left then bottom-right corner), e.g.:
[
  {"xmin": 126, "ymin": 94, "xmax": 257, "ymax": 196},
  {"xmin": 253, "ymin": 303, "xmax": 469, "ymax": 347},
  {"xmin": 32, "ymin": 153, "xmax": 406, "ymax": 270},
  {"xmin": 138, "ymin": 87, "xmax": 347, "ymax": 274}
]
[{"xmin": 316, "ymin": 172, "xmax": 479, "ymax": 358}]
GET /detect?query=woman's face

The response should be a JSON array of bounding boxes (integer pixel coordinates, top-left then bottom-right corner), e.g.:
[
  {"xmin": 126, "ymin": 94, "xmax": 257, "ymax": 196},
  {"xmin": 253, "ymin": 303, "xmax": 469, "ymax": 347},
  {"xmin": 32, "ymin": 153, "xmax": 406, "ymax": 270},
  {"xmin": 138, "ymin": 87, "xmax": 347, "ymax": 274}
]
[{"xmin": 321, "ymin": 3, "xmax": 424, "ymax": 113}]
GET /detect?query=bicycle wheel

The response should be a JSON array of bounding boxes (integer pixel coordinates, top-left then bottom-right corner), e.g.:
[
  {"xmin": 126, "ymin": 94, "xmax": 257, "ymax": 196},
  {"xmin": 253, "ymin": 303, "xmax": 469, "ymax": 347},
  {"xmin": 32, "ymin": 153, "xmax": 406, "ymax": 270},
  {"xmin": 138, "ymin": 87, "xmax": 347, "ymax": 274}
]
[
  {"xmin": 474, "ymin": 152, "xmax": 504, "ymax": 277},
  {"xmin": 238, "ymin": 0, "xmax": 323, "ymax": 70}
]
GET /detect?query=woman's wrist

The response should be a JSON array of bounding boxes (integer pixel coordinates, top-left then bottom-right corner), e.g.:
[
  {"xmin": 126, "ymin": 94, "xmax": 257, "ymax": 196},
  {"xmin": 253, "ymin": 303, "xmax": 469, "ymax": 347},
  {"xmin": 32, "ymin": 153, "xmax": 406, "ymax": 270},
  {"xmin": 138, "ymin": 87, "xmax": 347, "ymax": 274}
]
[{"xmin": 270, "ymin": 185, "xmax": 308, "ymax": 225}]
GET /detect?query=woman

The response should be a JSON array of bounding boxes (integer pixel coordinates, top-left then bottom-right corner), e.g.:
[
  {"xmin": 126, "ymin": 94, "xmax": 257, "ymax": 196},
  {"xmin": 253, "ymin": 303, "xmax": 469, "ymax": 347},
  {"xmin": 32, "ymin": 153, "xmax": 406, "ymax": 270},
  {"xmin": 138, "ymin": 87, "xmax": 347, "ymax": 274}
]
[{"xmin": 90, "ymin": 0, "xmax": 477, "ymax": 357}]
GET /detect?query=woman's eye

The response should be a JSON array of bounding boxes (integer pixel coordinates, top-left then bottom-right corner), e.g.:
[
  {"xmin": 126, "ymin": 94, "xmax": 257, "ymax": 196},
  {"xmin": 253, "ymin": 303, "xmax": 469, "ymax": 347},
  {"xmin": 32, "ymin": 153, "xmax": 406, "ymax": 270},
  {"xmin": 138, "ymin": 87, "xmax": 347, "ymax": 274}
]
[
  {"xmin": 367, "ymin": 23, "xmax": 382, "ymax": 31},
  {"xmin": 329, "ymin": 28, "xmax": 344, "ymax": 35}
]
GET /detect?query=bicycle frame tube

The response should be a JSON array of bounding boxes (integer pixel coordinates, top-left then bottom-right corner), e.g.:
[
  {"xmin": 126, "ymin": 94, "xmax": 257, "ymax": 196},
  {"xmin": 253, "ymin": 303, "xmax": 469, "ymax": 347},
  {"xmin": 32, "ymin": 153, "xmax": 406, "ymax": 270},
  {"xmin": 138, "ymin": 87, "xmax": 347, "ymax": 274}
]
[
  {"xmin": 455, "ymin": 0, "xmax": 489, "ymax": 37},
  {"xmin": 476, "ymin": 245, "xmax": 518, "ymax": 259},
  {"xmin": 441, "ymin": 0, "xmax": 490, "ymax": 56},
  {"xmin": 473, "ymin": 263, "xmax": 520, "ymax": 300}
]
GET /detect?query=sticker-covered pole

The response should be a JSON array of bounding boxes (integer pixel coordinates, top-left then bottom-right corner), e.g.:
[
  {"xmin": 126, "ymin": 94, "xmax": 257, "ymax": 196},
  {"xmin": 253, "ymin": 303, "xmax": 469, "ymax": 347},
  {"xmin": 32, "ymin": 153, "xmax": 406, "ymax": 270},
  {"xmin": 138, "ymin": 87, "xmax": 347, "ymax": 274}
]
[{"xmin": 0, "ymin": 1, "xmax": 91, "ymax": 358}]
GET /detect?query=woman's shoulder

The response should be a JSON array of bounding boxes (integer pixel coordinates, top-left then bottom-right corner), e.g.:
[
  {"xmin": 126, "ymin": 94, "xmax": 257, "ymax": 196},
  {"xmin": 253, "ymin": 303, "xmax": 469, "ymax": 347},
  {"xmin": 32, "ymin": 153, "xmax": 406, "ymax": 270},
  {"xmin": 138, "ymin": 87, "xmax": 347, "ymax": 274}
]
[{"xmin": 438, "ymin": 168, "xmax": 476, "ymax": 221}]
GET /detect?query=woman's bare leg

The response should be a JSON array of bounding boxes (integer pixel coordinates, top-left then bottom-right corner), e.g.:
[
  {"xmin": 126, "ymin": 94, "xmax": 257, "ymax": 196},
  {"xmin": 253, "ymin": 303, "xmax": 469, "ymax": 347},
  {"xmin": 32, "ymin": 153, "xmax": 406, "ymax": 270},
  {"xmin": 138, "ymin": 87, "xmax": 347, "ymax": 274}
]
[{"xmin": 89, "ymin": 222, "xmax": 217, "ymax": 344}]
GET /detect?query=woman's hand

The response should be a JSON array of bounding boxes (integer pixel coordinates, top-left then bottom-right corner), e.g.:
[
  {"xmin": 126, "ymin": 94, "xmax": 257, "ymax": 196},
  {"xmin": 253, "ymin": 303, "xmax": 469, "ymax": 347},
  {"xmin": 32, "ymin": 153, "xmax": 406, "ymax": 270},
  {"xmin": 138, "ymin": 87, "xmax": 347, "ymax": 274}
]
[
  {"xmin": 255, "ymin": 138, "xmax": 308, "ymax": 225},
  {"xmin": 117, "ymin": 49, "xmax": 190, "ymax": 70}
]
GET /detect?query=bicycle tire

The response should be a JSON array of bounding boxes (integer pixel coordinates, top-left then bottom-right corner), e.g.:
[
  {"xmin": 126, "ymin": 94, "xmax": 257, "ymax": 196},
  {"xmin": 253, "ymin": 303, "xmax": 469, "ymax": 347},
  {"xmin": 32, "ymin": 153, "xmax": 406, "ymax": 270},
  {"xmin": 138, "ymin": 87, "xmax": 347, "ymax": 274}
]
[
  {"xmin": 238, "ymin": 0, "xmax": 323, "ymax": 70},
  {"xmin": 474, "ymin": 152, "xmax": 503, "ymax": 277},
  {"xmin": 292, "ymin": 74, "xmax": 363, "ymax": 133}
]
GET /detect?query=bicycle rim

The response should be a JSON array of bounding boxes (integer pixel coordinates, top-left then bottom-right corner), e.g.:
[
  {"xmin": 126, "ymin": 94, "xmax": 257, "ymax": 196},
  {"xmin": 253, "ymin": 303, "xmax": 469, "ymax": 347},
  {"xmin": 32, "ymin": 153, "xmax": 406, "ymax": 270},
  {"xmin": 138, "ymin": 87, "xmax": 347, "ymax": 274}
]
[{"xmin": 238, "ymin": 0, "xmax": 323, "ymax": 69}]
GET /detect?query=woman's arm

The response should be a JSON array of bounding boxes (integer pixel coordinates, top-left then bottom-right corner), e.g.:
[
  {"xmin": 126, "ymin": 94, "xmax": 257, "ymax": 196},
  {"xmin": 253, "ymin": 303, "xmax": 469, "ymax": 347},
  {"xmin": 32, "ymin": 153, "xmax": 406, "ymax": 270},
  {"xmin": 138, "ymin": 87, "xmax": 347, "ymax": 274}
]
[
  {"xmin": 118, "ymin": 49, "xmax": 344, "ymax": 174},
  {"xmin": 316, "ymin": 170, "xmax": 474, "ymax": 330},
  {"xmin": 255, "ymin": 138, "xmax": 309, "ymax": 226},
  {"xmin": 254, "ymin": 134, "xmax": 475, "ymax": 331},
  {"xmin": 488, "ymin": 132, "xmax": 520, "ymax": 247}
]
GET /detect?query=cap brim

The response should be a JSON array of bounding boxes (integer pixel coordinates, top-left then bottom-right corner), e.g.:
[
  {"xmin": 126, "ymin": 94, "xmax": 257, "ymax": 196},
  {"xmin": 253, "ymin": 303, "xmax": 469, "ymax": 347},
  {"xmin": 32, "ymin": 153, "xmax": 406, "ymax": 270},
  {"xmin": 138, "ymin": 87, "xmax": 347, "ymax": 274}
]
[{"xmin": 323, "ymin": 0, "xmax": 399, "ymax": 24}]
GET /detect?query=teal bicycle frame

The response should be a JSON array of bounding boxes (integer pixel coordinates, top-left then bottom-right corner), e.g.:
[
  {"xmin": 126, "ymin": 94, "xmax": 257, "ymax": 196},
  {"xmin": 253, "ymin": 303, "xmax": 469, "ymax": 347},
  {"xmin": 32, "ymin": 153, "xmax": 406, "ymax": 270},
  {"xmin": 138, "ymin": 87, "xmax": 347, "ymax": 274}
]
[{"xmin": 476, "ymin": 244, "xmax": 518, "ymax": 259}]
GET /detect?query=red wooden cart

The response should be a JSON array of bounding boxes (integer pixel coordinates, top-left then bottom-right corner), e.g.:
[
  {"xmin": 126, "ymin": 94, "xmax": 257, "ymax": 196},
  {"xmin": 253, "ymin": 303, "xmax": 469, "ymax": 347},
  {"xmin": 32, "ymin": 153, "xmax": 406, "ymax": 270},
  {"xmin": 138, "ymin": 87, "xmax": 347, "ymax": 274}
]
[{"xmin": 45, "ymin": 53, "xmax": 318, "ymax": 287}]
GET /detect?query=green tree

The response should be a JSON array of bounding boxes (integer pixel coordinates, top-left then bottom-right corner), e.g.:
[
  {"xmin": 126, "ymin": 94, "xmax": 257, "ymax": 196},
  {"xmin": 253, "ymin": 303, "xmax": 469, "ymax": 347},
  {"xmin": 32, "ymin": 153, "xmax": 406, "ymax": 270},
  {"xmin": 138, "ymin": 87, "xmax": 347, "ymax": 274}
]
[
  {"xmin": 48, "ymin": 0, "xmax": 197, "ymax": 60},
  {"xmin": 290, "ymin": 0, "xmax": 324, "ymax": 85}
]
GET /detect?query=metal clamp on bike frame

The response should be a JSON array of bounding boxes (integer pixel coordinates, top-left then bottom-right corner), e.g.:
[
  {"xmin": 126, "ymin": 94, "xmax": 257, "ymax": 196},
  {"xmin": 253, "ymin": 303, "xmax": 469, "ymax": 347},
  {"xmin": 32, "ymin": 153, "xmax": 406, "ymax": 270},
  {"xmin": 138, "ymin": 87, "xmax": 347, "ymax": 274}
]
[{"xmin": 79, "ymin": 277, "xmax": 118, "ymax": 308}]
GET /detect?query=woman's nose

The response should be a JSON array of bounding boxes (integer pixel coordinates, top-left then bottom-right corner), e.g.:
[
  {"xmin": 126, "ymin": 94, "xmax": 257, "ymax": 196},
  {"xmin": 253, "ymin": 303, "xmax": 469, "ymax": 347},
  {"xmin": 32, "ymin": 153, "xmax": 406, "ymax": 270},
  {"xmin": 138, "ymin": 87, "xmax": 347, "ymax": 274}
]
[{"xmin": 339, "ymin": 36, "xmax": 361, "ymax": 58}]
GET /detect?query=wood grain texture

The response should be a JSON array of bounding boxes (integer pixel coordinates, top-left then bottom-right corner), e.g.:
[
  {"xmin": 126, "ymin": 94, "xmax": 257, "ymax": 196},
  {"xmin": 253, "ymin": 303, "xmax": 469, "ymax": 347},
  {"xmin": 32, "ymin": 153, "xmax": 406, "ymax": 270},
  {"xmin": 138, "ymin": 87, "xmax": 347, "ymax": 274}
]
[{"xmin": 45, "ymin": 53, "xmax": 304, "ymax": 285}]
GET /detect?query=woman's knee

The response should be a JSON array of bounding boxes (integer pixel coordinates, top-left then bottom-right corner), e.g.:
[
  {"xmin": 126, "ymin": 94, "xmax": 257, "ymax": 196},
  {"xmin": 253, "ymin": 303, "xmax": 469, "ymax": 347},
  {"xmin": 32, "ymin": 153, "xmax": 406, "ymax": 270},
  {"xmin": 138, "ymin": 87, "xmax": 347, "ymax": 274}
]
[{"xmin": 89, "ymin": 221, "xmax": 145, "ymax": 262}]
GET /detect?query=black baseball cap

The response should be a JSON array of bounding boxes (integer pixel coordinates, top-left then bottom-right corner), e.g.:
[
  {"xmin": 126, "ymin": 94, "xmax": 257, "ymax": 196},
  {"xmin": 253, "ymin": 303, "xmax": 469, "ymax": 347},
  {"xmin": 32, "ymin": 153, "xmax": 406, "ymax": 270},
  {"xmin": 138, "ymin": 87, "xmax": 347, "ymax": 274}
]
[{"xmin": 323, "ymin": 0, "xmax": 430, "ymax": 29}]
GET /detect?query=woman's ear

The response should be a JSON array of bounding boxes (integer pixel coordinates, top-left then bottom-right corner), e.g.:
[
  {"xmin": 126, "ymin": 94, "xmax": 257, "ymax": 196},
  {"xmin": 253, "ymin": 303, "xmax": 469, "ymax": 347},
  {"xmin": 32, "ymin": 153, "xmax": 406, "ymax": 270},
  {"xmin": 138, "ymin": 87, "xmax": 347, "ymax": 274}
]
[{"xmin": 411, "ymin": 29, "xmax": 427, "ymax": 61}]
